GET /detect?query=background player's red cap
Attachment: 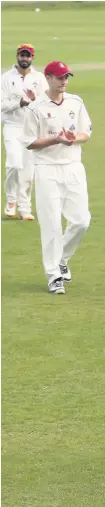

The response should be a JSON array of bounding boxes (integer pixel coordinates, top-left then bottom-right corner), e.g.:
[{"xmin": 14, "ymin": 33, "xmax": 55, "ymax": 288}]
[
  {"xmin": 44, "ymin": 61, "xmax": 73, "ymax": 77},
  {"xmin": 17, "ymin": 44, "xmax": 35, "ymax": 56}
]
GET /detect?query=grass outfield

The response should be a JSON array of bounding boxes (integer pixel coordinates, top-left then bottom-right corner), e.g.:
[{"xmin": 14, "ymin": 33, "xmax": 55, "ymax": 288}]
[
  {"xmin": 2, "ymin": 3, "xmax": 105, "ymax": 507},
  {"xmin": 1, "ymin": 2, "xmax": 105, "ymax": 66}
]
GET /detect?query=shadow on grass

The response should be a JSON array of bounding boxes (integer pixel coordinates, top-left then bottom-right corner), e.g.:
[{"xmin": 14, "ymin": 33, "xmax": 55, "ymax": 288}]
[
  {"xmin": 1, "ymin": 216, "xmax": 20, "ymax": 222},
  {"xmin": 2, "ymin": 280, "xmax": 47, "ymax": 295},
  {"xmin": 2, "ymin": 278, "xmax": 102, "ymax": 304},
  {"xmin": 1, "ymin": 216, "xmax": 36, "ymax": 223}
]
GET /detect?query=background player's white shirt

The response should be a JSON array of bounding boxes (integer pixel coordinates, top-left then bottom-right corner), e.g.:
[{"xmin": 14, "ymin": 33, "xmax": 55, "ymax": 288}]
[
  {"xmin": 1, "ymin": 66, "xmax": 48, "ymax": 126},
  {"xmin": 23, "ymin": 92, "xmax": 92, "ymax": 165}
]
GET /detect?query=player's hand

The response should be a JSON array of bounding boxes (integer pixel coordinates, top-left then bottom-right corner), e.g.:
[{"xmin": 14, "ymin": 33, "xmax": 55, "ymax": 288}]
[
  {"xmin": 25, "ymin": 89, "xmax": 36, "ymax": 101},
  {"xmin": 63, "ymin": 128, "xmax": 76, "ymax": 141},
  {"xmin": 20, "ymin": 97, "xmax": 30, "ymax": 108},
  {"xmin": 56, "ymin": 129, "xmax": 75, "ymax": 145}
]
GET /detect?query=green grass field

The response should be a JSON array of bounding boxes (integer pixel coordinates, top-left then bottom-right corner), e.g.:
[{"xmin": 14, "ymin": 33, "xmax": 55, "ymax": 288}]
[{"xmin": 2, "ymin": 3, "xmax": 105, "ymax": 507}]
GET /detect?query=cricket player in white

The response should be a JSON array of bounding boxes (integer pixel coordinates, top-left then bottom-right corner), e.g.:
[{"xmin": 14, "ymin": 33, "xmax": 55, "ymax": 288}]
[
  {"xmin": 1, "ymin": 43, "xmax": 48, "ymax": 219},
  {"xmin": 23, "ymin": 60, "xmax": 92, "ymax": 293}
]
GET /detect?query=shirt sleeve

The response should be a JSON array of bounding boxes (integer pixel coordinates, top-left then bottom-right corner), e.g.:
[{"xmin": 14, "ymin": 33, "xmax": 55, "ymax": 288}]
[
  {"xmin": 1, "ymin": 75, "xmax": 21, "ymax": 113},
  {"xmin": 78, "ymin": 101, "xmax": 92, "ymax": 138},
  {"xmin": 23, "ymin": 105, "xmax": 39, "ymax": 148}
]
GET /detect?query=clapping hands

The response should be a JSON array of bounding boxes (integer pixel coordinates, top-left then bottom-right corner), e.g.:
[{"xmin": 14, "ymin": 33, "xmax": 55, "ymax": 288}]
[{"xmin": 56, "ymin": 128, "xmax": 76, "ymax": 145}]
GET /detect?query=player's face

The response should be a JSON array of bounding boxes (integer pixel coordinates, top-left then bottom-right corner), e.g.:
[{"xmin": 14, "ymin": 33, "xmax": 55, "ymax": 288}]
[
  {"xmin": 48, "ymin": 74, "xmax": 69, "ymax": 93},
  {"xmin": 17, "ymin": 50, "xmax": 33, "ymax": 68}
]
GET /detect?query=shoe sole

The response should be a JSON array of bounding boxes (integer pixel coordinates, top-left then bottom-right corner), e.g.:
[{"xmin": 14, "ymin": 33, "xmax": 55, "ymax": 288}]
[
  {"xmin": 49, "ymin": 289, "xmax": 65, "ymax": 294},
  {"xmin": 55, "ymin": 290, "xmax": 65, "ymax": 294},
  {"xmin": 4, "ymin": 214, "xmax": 16, "ymax": 218},
  {"xmin": 63, "ymin": 277, "xmax": 72, "ymax": 283},
  {"xmin": 19, "ymin": 217, "xmax": 34, "ymax": 221}
]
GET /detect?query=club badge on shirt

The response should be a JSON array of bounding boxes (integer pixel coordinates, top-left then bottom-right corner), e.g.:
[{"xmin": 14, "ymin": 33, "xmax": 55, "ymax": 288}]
[
  {"xmin": 69, "ymin": 124, "xmax": 75, "ymax": 131},
  {"xmin": 69, "ymin": 111, "xmax": 75, "ymax": 119}
]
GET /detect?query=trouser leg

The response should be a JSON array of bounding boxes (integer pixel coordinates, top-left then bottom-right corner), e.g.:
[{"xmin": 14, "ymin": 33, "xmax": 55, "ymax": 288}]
[
  {"xmin": 3, "ymin": 129, "xmax": 23, "ymax": 207},
  {"xmin": 3, "ymin": 125, "xmax": 32, "ymax": 214},
  {"xmin": 60, "ymin": 163, "xmax": 91, "ymax": 265},
  {"xmin": 35, "ymin": 176, "xmax": 63, "ymax": 284},
  {"xmin": 5, "ymin": 166, "xmax": 17, "ymax": 203},
  {"xmin": 22, "ymin": 148, "xmax": 35, "ymax": 214}
]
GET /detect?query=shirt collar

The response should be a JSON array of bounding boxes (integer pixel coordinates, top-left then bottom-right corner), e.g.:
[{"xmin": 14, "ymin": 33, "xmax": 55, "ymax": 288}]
[
  {"xmin": 12, "ymin": 64, "xmax": 33, "ymax": 75},
  {"xmin": 44, "ymin": 91, "xmax": 67, "ymax": 102}
]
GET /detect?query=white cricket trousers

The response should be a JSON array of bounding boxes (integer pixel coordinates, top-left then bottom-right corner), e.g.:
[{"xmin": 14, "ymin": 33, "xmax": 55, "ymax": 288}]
[
  {"xmin": 3, "ymin": 124, "xmax": 34, "ymax": 213},
  {"xmin": 35, "ymin": 162, "xmax": 91, "ymax": 284}
]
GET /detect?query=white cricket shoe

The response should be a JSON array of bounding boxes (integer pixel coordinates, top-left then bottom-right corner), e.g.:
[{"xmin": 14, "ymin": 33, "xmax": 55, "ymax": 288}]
[
  {"xmin": 49, "ymin": 278, "xmax": 65, "ymax": 294},
  {"xmin": 4, "ymin": 203, "xmax": 16, "ymax": 217},
  {"xmin": 60, "ymin": 264, "xmax": 71, "ymax": 282},
  {"xmin": 19, "ymin": 213, "xmax": 35, "ymax": 220}
]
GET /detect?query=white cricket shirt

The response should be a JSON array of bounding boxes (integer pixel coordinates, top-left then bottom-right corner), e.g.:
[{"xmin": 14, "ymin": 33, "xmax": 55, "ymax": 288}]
[
  {"xmin": 1, "ymin": 66, "xmax": 48, "ymax": 126},
  {"xmin": 24, "ymin": 92, "xmax": 92, "ymax": 165}
]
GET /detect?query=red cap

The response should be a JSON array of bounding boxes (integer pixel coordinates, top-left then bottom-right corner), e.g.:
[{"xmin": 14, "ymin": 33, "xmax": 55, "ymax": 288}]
[
  {"xmin": 44, "ymin": 61, "xmax": 73, "ymax": 77},
  {"xmin": 17, "ymin": 44, "xmax": 34, "ymax": 56}
]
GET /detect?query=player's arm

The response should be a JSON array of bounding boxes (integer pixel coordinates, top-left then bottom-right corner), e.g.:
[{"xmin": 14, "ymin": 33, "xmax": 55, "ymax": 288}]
[
  {"xmin": 74, "ymin": 101, "xmax": 92, "ymax": 144},
  {"xmin": 25, "ymin": 74, "xmax": 48, "ymax": 103},
  {"xmin": 28, "ymin": 137, "xmax": 62, "ymax": 150},
  {"xmin": 23, "ymin": 106, "xmax": 69, "ymax": 150},
  {"xmin": 1, "ymin": 75, "xmax": 29, "ymax": 113},
  {"xmin": 73, "ymin": 132, "xmax": 89, "ymax": 144},
  {"xmin": 1, "ymin": 75, "xmax": 21, "ymax": 113},
  {"xmin": 23, "ymin": 105, "xmax": 42, "ymax": 149}
]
